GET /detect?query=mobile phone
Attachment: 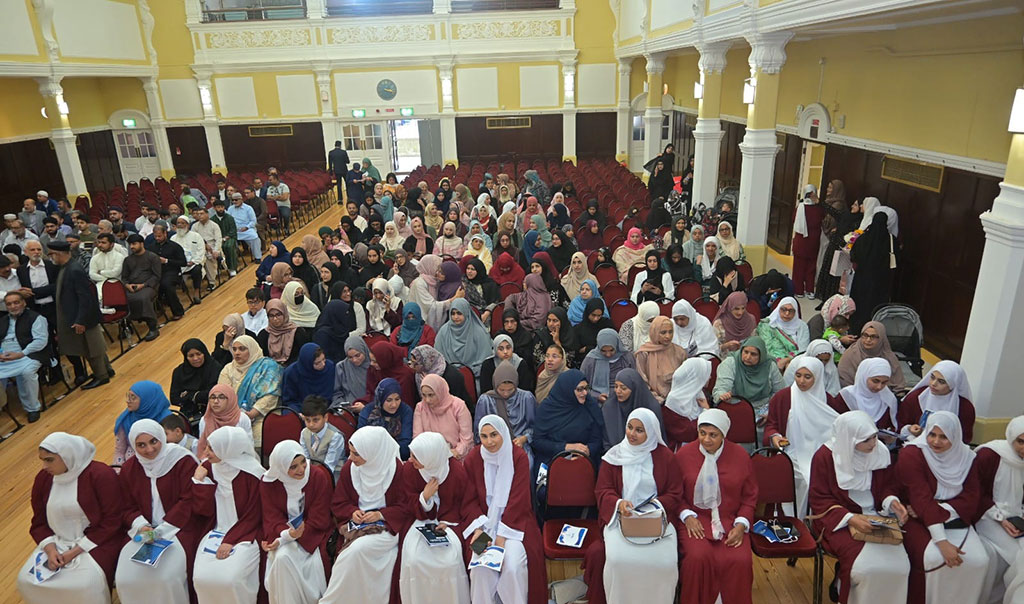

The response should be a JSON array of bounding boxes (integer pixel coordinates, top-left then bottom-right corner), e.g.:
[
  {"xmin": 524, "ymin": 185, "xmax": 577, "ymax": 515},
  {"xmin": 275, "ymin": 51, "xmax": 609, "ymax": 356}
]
[
  {"xmin": 1007, "ymin": 516, "xmax": 1024, "ymax": 533},
  {"xmin": 471, "ymin": 531, "xmax": 491, "ymax": 555}
]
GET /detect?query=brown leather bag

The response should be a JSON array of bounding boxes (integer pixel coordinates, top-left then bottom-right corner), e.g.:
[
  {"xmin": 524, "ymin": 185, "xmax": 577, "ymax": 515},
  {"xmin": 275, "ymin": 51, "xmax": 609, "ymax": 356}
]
[{"xmin": 807, "ymin": 505, "xmax": 903, "ymax": 545}]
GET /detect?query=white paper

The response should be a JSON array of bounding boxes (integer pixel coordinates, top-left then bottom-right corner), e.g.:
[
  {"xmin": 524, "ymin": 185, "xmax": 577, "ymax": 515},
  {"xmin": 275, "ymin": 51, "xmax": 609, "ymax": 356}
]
[
  {"xmin": 201, "ymin": 531, "xmax": 233, "ymax": 557},
  {"xmin": 556, "ymin": 524, "xmax": 588, "ymax": 549},
  {"xmin": 468, "ymin": 545, "xmax": 505, "ymax": 572},
  {"xmin": 29, "ymin": 551, "xmax": 61, "ymax": 584}
]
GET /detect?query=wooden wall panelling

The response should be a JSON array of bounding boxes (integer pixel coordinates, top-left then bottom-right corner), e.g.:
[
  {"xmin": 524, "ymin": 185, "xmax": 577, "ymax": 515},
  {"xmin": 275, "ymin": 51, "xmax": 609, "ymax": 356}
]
[
  {"xmin": 166, "ymin": 126, "xmax": 212, "ymax": 178},
  {"xmin": 455, "ymin": 114, "xmax": 563, "ymax": 162},
  {"xmin": 220, "ymin": 122, "xmax": 326, "ymax": 173},
  {"xmin": 0, "ymin": 138, "xmax": 64, "ymax": 214},
  {"xmin": 717, "ymin": 120, "xmax": 744, "ymax": 189},
  {"xmin": 78, "ymin": 130, "xmax": 123, "ymax": 195},
  {"xmin": 575, "ymin": 112, "xmax": 616, "ymax": 158},
  {"xmin": 766, "ymin": 133, "xmax": 803, "ymax": 254}
]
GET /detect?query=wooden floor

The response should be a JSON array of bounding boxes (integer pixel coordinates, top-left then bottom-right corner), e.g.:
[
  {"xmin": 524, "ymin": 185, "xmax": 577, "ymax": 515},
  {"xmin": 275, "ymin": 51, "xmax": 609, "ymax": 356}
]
[{"xmin": 0, "ymin": 201, "xmax": 832, "ymax": 603}]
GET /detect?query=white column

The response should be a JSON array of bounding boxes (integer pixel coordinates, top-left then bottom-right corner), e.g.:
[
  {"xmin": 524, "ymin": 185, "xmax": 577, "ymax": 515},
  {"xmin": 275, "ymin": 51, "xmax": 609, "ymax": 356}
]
[
  {"xmin": 561, "ymin": 59, "xmax": 577, "ymax": 163},
  {"xmin": 195, "ymin": 72, "xmax": 226, "ymax": 174},
  {"xmin": 141, "ymin": 77, "xmax": 175, "ymax": 179},
  {"xmin": 37, "ymin": 77, "xmax": 89, "ymax": 198},
  {"xmin": 432, "ymin": 0, "xmax": 451, "ymax": 14},
  {"xmin": 692, "ymin": 41, "xmax": 730, "ymax": 208},
  {"xmin": 961, "ymin": 180, "xmax": 1024, "ymax": 426},
  {"xmin": 642, "ymin": 54, "xmax": 666, "ymax": 170},
  {"xmin": 558, "ymin": 0, "xmax": 576, "ymax": 8},
  {"xmin": 315, "ymin": 66, "xmax": 338, "ymax": 163},
  {"xmin": 305, "ymin": 0, "xmax": 326, "ymax": 18},
  {"xmin": 439, "ymin": 64, "xmax": 458, "ymax": 167},
  {"xmin": 615, "ymin": 58, "xmax": 632, "ymax": 163}
]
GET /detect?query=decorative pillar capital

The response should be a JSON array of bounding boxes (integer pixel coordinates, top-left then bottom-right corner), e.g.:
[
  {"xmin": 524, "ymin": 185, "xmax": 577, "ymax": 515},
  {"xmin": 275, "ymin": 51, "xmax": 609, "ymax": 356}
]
[
  {"xmin": 644, "ymin": 53, "xmax": 666, "ymax": 76},
  {"xmin": 696, "ymin": 41, "xmax": 731, "ymax": 75},
  {"xmin": 183, "ymin": 0, "xmax": 202, "ymax": 24},
  {"xmin": 432, "ymin": 0, "xmax": 451, "ymax": 15},
  {"xmin": 439, "ymin": 63, "xmax": 455, "ymax": 112},
  {"xmin": 617, "ymin": 57, "xmax": 632, "ymax": 77},
  {"xmin": 36, "ymin": 75, "xmax": 63, "ymax": 98},
  {"xmin": 305, "ymin": 0, "xmax": 326, "ymax": 19},
  {"xmin": 745, "ymin": 31, "xmax": 794, "ymax": 74}
]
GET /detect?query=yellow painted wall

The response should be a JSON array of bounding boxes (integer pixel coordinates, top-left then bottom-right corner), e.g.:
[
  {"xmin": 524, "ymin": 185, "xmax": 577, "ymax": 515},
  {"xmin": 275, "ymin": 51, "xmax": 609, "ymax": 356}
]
[
  {"xmin": 0, "ymin": 0, "xmax": 44, "ymax": 62},
  {"xmin": 776, "ymin": 14, "xmax": 1022, "ymax": 163},
  {"xmin": 148, "ymin": 0, "xmax": 194, "ymax": 79},
  {"xmin": 720, "ymin": 47, "xmax": 751, "ymax": 119},
  {"xmin": 574, "ymin": 0, "xmax": 616, "ymax": 64},
  {"xmin": 662, "ymin": 53, "xmax": 699, "ymax": 112},
  {"xmin": 0, "ymin": 79, "xmax": 49, "ymax": 139},
  {"xmin": 628, "ymin": 56, "xmax": 647, "ymax": 101}
]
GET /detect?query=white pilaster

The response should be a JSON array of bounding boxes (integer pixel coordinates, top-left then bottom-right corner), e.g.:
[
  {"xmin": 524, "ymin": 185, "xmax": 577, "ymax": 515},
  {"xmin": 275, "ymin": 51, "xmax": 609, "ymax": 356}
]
[
  {"xmin": 315, "ymin": 66, "xmax": 337, "ymax": 162},
  {"xmin": 37, "ymin": 76, "xmax": 88, "ymax": 197},
  {"xmin": 432, "ymin": 0, "xmax": 451, "ymax": 14},
  {"xmin": 736, "ymin": 128, "xmax": 780, "ymax": 247},
  {"xmin": 615, "ymin": 58, "xmax": 632, "ymax": 162},
  {"xmin": 961, "ymin": 182, "xmax": 1024, "ymax": 422},
  {"xmin": 195, "ymin": 72, "xmax": 226, "ymax": 174},
  {"xmin": 562, "ymin": 110, "xmax": 577, "ymax": 164},
  {"xmin": 305, "ymin": 0, "xmax": 326, "ymax": 18},
  {"xmin": 141, "ymin": 77, "xmax": 175, "ymax": 178},
  {"xmin": 642, "ymin": 54, "xmax": 666, "ymax": 168},
  {"xmin": 692, "ymin": 118, "xmax": 724, "ymax": 205},
  {"xmin": 439, "ymin": 64, "xmax": 457, "ymax": 166}
]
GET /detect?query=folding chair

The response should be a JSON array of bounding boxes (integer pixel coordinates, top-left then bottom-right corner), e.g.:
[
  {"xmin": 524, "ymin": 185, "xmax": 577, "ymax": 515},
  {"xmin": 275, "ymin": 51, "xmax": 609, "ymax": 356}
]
[
  {"xmin": 261, "ymin": 407, "xmax": 303, "ymax": 461},
  {"xmin": 541, "ymin": 451, "xmax": 602, "ymax": 560},
  {"xmin": 100, "ymin": 280, "xmax": 141, "ymax": 359}
]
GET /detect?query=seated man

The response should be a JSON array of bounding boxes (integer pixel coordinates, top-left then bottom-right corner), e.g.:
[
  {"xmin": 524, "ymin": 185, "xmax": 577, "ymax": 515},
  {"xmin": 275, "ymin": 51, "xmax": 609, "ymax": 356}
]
[
  {"xmin": 0, "ymin": 291, "xmax": 49, "ymax": 422},
  {"xmin": 37, "ymin": 217, "xmax": 66, "ymax": 253},
  {"xmin": 2, "ymin": 219, "xmax": 39, "ymax": 251},
  {"xmin": 227, "ymin": 191, "xmax": 261, "ymax": 260},
  {"xmin": 145, "ymin": 222, "xmax": 187, "ymax": 319},
  {"xmin": 189, "ymin": 206, "xmax": 222, "ymax": 291},
  {"xmin": 65, "ymin": 232, "xmax": 91, "ymax": 272},
  {"xmin": 18, "ymin": 198, "xmax": 46, "ymax": 235},
  {"xmin": 121, "ymin": 233, "xmax": 161, "ymax": 341},
  {"xmin": 89, "ymin": 233, "xmax": 126, "ymax": 299},
  {"xmin": 171, "ymin": 215, "xmax": 206, "ymax": 302},
  {"xmin": 0, "ymin": 254, "xmax": 23, "ymax": 298},
  {"xmin": 210, "ymin": 198, "xmax": 238, "ymax": 277},
  {"xmin": 70, "ymin": 212, "xmax": 97, "ymax": 245}
]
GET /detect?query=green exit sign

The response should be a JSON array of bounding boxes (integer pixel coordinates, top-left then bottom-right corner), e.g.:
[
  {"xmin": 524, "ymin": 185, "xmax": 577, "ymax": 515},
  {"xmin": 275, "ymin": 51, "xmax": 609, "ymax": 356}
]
[{"xmin": 121, "ymin": 118, "xmax": 136, "ymax": 128}]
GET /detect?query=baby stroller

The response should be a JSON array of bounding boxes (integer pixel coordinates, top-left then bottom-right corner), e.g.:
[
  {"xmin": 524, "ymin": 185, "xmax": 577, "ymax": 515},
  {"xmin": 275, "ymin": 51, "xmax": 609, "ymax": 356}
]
[{"xmin": 871, "ymin": 303, "xmax": 925, "ymax": 378}]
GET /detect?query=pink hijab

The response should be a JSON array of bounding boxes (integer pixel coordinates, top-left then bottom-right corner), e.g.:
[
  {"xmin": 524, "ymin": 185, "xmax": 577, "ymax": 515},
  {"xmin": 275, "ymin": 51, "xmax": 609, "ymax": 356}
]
[
  {"xmin": 624, "ymin": 227, "xmax": 646, "ymax": 251},
  {"xmin": 418, "ymin": 374, "xmax": 471, "ymax": 457}
]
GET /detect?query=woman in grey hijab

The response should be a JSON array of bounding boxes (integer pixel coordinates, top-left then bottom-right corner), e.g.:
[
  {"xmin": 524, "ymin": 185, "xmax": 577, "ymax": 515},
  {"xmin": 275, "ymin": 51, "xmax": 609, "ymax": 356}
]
[{"xmin": 332, "ymin": 335, "xmax": 371, "ymax": 411}]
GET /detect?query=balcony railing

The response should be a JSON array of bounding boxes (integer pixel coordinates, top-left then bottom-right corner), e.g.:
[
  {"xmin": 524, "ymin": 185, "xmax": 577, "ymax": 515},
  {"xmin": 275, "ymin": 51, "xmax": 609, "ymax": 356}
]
[
  {"xmin": 451, "ymin": 0, "xmax": 558, "ymax": 11},
  {"xmin": 325, "ymin": 0, "xmax": 433, "ymax": 16},
  {"xmin": 202, "ymin": 0, "xmax": 306, "ymax": 22}
]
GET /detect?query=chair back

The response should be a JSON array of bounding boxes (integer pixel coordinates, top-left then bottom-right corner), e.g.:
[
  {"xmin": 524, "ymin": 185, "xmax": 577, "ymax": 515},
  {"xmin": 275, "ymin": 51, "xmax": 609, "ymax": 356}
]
[
  {"xmin": 327, "ymin": 409, "xmax": 358, "ymax": 440},
  {"xmin": 600, "ymin": 280, "xmax": 629, "ymax": 303},
  {"xmin": 499, "ymin": 282, "xmax": 522, "ymax": 299},
  {"xmin": 363, "ymin": 332, "xmax": 388, "ymax": 348},
  {"xmin": 719, "ymin": 397, "xmax": 756, "ymax": 445},
  {"xmin": 594, "ymin": 264, "xmax": 619, "ymax": 287},
  {"xmin": 609, "ymin": 299, "xmax": 637, "ymax": 330},
  {"xmin": 261, "ymin": 407, "xmax": 303, "ymax": 460},
  {"xmin": 745, "ymin": 298, "xmax": 762, "ymax": 321},
  {"xmin": 674, "ymin": 280, "xmax": 702, "ymax": 303},
  {"xmin": 750, "ymin": 447, "xmax": 797, "ymax": 517},
  {"xmin": 308, "ymin": 458, "xmax": 335, "ymax": 488},
  {"xmin": 735, "ymin": 261, "xmax": 753, "ymax": 285},
  {"xmin": 101, "ymin": 280, "xmax": 130, "ymax": 308},
  {"xmin": 626, "ymin": 264, "xmax": 646, "ymax": 287},
  {"xmin": 547, "ymin": 451, "xmax": 598, "ymax": 507},
  {"xmin": 458, "ymin": 365, "xmax": 477, "ymax": 401},
  {"xmin": 658, "ymin": 299, "xmax": 674, "ymax": 317},
  {"xmin": 692, "ymin": 298, "xmax": 720, "ymax": 323},
  {"xmin": 490, "ymin": 302, "xmax": 505, "ymax": 336}
]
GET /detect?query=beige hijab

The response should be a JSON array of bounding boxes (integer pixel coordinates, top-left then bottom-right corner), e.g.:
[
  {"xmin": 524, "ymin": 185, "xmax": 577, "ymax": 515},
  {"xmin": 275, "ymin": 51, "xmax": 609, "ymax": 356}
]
[{"xmin": 560, "ymin": 251, "xmax": 596, "ymax": 298}]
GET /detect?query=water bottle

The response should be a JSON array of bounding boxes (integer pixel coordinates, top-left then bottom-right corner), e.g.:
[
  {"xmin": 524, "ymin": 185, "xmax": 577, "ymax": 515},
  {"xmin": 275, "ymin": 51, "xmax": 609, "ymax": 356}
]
[{"xmin": 134, "ymin": 528, "xmax": 158, "ymax": 544}]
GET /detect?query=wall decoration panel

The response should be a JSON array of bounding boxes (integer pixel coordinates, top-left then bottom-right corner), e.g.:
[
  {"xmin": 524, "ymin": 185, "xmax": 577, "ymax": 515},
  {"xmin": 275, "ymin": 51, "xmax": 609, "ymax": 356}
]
[{"xmin": 519, "ymin": 65, "xmax": 559, "ymax": 109}]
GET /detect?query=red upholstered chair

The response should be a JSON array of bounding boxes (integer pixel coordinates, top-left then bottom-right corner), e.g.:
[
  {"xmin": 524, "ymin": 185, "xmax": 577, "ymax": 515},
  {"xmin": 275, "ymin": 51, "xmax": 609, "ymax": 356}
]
[
  {"xmin": 100, "ymin": 280, "xmax": 138, "ymax": 358},
  {"xmin": 746, "ymin": 298, "xmax": 763, "ymax": 321},
  {"xmin": 608, "ymin": 299, "xmax": 637, "ymax": 330},
  {"xmin": 261, "ymin": 407, "xmax": 303, "ymax": 461},
  {"xmin": 626, "ymin": 264, "xmax": 646, "ymax": 288},
  {"xmin": 327, "ymin": 409, "xmax": 358, "ymax": 440},
  {"xmin": 594, "ymin": 264, "xmax": 619, "ymax": 288},
  {"xmin": 458, "ymin": 365, "xmax": 477, "ymax": 402},
  {"xmin": 499, "ymin": 282, "xmax": 522, "ymax": 299},
  {"xmin": 692, "ymin": 297, "xmax": 720, "ymax": 323},
  {"xmin": 749, "ymin": 448, "xmax": 818, "ymax": 561},
  {"xmin": 363, "ymin": 332, "xmax": 388, "ymax": 348},
  {"xmin": 718, "ymin": 397, "xmax": 756, "ymax": 446},
  {"xmin": 542, "ymin": 451, "xmax": 602, "ymax": 560},
  {"xmin": 735, "ymin": 261, "xmax": 754, "ymax": 285},
  {"xmin": 309, "ymin": 458, "xmax": 335, "ymax": 488},
  {"xmin": 675, "ymin": 280, "xmax": 703, "ymax": 303},
  {"xmin": 698, "ymin": 352, "xmax": 722, "ymax": 401},
  {"xmin": 490, "ymin": 302, "xmax": 505, "ymax": 336},
  {"xmin": 600, "ymin": 281, "xmax": 629, "ymax": 305},
  {"xmin": 658, "ymin": 299, "xmax": 674, "ymax": 316}
]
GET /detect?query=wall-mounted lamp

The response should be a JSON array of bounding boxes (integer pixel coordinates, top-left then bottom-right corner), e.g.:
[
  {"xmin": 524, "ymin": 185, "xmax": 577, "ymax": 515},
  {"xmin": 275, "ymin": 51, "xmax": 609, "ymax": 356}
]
[
  {"xmin": 693, "ymin": 71, "xmax": 704, "ymax": 100},
  {"xmin": 742, "ymin": 77, "xmax": 757, "ymax": 105},
  {"xmin": 199, "ymin": 86, "xmax": 213, "ymax": 111},
  {"xmin": 1010, "ymin": 87, "xmax": 1024, "ymax": 133},
  {"xmin": 55, "ymin": 93, "xmax": 69, "ymax": 116},
  {"xmin": 40, "ymin": 106, "xmax": 48, "ymax": 119},
  {"xmin": 564, "ymin": 72, "xmax": 575, "ymax": 102}
]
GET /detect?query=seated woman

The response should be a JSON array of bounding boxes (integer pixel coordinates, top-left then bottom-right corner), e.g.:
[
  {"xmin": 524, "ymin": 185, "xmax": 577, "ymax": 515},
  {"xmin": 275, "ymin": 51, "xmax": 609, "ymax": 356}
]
[
  {"xmin": 713, "ymin": 291, "xmax": 758, "ymax": 355},
  {"xmin": 407, "ymin": 254, "xmax": 457, "ymax": 331},
  {"xmin": 218, "ymin": 335, "xmax": 282, "ymax": 451},
  {"xmin": 321, "ymin": 426, "xmax": 409, "ymax": 603},
  {"xmin": 533, "ymin": 370, "xmax": 605, "ymax": 472},
  {"xmin": 601, "ymin": 368, "xmax": 666, "ymax": 451},
  {"xmin": 808, "ymin": 294, "xmax": 855, "ymax": 341},
  {"xmin": 783, "ymin": 339, "xmax": 842, "ymax": 395},
  {"xmin": 712, "ymin": 336, "xmax": 785, "ymax": 420},
  {"xmin": 618, "ymin": 300, "xmax": 660, "ymax": 354},
  {"xmin": 403, "ymin": 216, "xmax": 434, "ymax": 259},
  {"xmin": 191, "ymin": 426, "xmax": 265, "ymax": 604},
  {"xmin": 480, "ymin": 334, "xmax": 536, "ymax": 394},
  {"xmin": 462, "ymin": 258, "xmax": 499, "ymax": 323},
  {"xmin": 260, "ymin": 440, "xmax": 332, "ymax": 604},
  {"xmin": 561, "ymin": 251, "xmax": 596, "ymax": 300},
  {"xmin": 682, "ymin": 224, "xmax": 705, "ymax": 265},
  {"xmin": 630, "ymin": 250, "xmax": 674, "ymax": 304},
  {"xmin": 635, "ymin": 316, "xmax": 687, "ymax": 402},
  {"xmin": 581, "ymin": 328, "xmax": 636, "ymax": 403},
  {"xmin": 696, "ymin": 236, "xmax": 721, "ymax": 282},
  {"xmin": 663, "ymin": 243, "xmax": 696, "ymax": 283},
  {"xmin": 756, "ymin": 296, "xmax": 809, "ymax": 369},
  {"xmin": 808, "ymin": 410, "xmax": 911, "ymax": 604},
  {"xmin": 833, "ymin": 358, "xmax": 899, "ymax": 430},
  {"xmin": 18, "ymin": 433, "xmax": 123, "ymax": 604},
  {"xmin": 434, "ymin": 221, "xmax": 465, "ymax": 258},
  {"xmin": 662, "ymin": 358, "xmax": 713, "ymax": 448},
  {"xmin": 358, "ymin": 378, "xmax": 415, "ymax": 460},
  {"xmin": 213, "ymin": 314, "xmax": 255, "ymax": 367},
  {"xmin": 576, "ymin": 298, "xmax": 615, "ymax": 358},
  {"xmin": 170, "ymin": 338, "xmax": 223, "ymax": 421},
  {"xmin": 332, "ymin": 336, "xmax": 371, "ymax": 411},
  {"xmin": 837, "ymin": 321, "xmax": 907, "ymax": 391},
  {"xmin": 898, "ymin": 360, "xmax": 975, "ymax": 443},
  {"xmin": 115, "ymin": 419, "xmax": 205, "ymax": 604},
  {"xmin": 715, "ymin": 221, "xmax": 745, "ymax": 263},
  {"xmin": 677, "ymin": 409, "xmax": 759, "ymax": 604},
  {"xmin": 973, "ymin": 415, "xmax": 1024, "ymax": 604},
  {"xmin": 764, "ymin": 357, "xmax": 839, "ymax": 516},
  {"xmin": 196, "ymin": 385, "xmax": 253, "ymax": 456},
  {"xmin": 531, "ymin": 251, "xmax": 572, "ymax": 310},
  {"xmin": 282, "ymin": 280, "xmax": 321, "ymax": 329},
  {"xmin": 399, "ymin": 432, "xmax": 472, "ymax": 604},
  {"xmin": 414, "ymin": 374, "xmax": 474, "ymax": 459},
  {"xmin": 533, "ymin": 308, "xmax": 579, "ymax": 369},
  {"xmin": 408, "ymin": 344, "xmax": 473, "ymax": 404},
  {"xmin": 583, "ymin": 409, "xmax": 682, "ymax": 604},
  {"xmin": 257, "ymin": 241, "xmax": 290, "ymax": 284},
  {"xmin": 707, "ymin": 256, "xmax": 746, "ymax": 304},
  {"xmin": 490, "ymin": 251, "xmax": 526, "ymax": 287},
  {"xmin": 671, "ymin": 300, "xmax": 718, "ymax": 357},
  {"xmin": 475, "ymin": 361, "xmax": 537, "ymax": 463},
  {"xmin": 566, "ymin": 279, "xmax": 607, "ymax": 327},
  {"xmin": 462, "ymin": 416, "xmax": 548, "ymax": 604},
  {"xmin": 312, "ymin": 300, "xmax": 355, "ymax": 363},
  {"xmin": 113, "ymin": 380, "xmax": 172, "ymax": 465},
  {"xmin": 281, "ymin": 343, "xmax": 335, "ymax": 414},
  {"xmin": 257, "ymin": 299, "xmax": 311, "ymax": 366},
  {"xmin": 611, "ymin": 227, "xmax": 652, "ymax": 281},
  {"xmin": 535, "ymin": 344, "xmax": 568, "ymax": 404},
  {"xmin": 434, "ymin": 298, "xmax": 493, "ymax": 377},
  {"xmin": 747, "ymin": 269, "xmax": 794, "ymax": 319},
  {"xmin": 505, "ymin": 273, "xmax": 551, "ymax": 332},
  {"xmin": 390, "ymin": 302, "xmax": 437, "ymax": 356},
  {"xmin": 500, "ymin": 308, "xmax": 537, "ymax": 365},
  {"xmin": 898, "ymin": 412, "xmax": 989, "ymax": 604},
  {"xmin": 368, "ymin": 341, "xmax": 420, "ymax": 409}
]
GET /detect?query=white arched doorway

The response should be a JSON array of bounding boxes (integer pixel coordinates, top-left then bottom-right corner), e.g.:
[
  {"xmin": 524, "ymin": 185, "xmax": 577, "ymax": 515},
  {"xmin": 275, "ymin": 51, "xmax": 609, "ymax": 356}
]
[
  {"xmin": 108, "ymin": 109, "xmax": 161, "ymax": 183},
  {"xmin": 628, "ymin": 92, "xmax": 672, "ymax": 172}
]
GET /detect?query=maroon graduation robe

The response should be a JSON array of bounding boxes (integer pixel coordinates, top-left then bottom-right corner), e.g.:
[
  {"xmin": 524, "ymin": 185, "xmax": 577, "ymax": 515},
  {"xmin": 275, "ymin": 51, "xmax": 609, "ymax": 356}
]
[
  {"xmin": 972, "ymin": 447, "xmax": 1010, "ymax": 521},
  {"xmin": 831, "ymin": 392, "xmax": 897, "ymax": 431},
  {"xmin": 260, "ymin": 466, "xmax": 334, "ymax": 576},
  {"xmin": 462, "ymin": 444, "xmax": 548, "ymax": 604},
  {"xmin": 763, "ymin": 388, "xmax": 842, "ymax": 446},
  {"xmin": 191, "ymin": 460, "xmax": 263, "ymax": 546},
  {"xmin": 897, "ymin": 445, "xmax": 982, "ymax": 604},
  {"xmin": 30, "ymin": 461, "xmax": 126, "ymax": 588},
  {"xmin": 897, "ymin": 387, "xmax": 976, "ymax": 444},
  {"xmin": 676, "ymin": 440, "xmax": 758, "ymax": 604},
  {"xmin": 583, "ymin": 445, "xmax": 684, "ymax": 604},
  {"xmin": 808, "ymin": 445, "xmax": 901, "ymax": 603},
  {"xmin": 662, "ymin": 407, "xmax": 697, "ymax": 449},
  {"xmin": 398, "ymin": 458, "xmax": 473, "ymax": 567}
]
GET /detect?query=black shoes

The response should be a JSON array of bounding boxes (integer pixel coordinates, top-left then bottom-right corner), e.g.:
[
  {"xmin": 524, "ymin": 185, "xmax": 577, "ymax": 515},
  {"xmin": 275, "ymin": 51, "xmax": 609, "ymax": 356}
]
[
  {"xmin": 81, "ymin": 377, "xmax": 110, "ymax": 390},
  {"xmin": 27, "ymin": 411, "xmax": 40, "ymax": 423},
  {"xmin": 143, "ymin": 330, "xmax": 160, "ymax": 342}
]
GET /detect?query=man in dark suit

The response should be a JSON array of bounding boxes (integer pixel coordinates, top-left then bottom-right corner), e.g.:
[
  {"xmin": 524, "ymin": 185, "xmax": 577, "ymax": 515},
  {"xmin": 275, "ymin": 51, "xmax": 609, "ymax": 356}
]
[
  {"xmin": 47, "ymin": 241, "xmax": 112, "ymax": 390},
  {"xmin": 15, "ymin": 239, "xmax": 65, "ymax": 383},
  {"xmin": 328, "ymin": 140, "xmax": 351, "ymax": 203},
  {"xmin": 145, "ymin": 222, "xmax": 187, "ymax": 320}
]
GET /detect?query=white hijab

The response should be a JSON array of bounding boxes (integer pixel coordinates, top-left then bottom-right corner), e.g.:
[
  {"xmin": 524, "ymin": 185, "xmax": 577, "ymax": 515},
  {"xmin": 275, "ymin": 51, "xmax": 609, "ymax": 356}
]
[
  {"xmin": 129, "ymin": 419, "xmax": 196, "ymax": 479},
  {"xmin": 768, "ymin": 296, "xmax": 803, "ymax": 339},
  {"xmin": 977, "ymin": 416, "xmax": 1024, "ymax": 519},
  {"xmin": 671, "ymin": 300, "xmax": 718, "ymax": 355},
  {"xmin": 909, "ymin": 411, "xmax": 975, "ymax": 500},
  {"xmin": 207, "ymin": 426, "xmax": 265, "ymax": 530},
  {"xmin": 699, "ymin": 236, "xmax": 720, "ymax": 277},
  {"xmin": 785, "ymin": 357, "xmax": 839, "ymax": 469},
  {"xmin": 912, "ymin": 360, "xmax": 972, "ymax": 417},
  {"xmin": 826, "ymin": 410, "xmax": 890, "ymax": 492},
  {"xmin": 785, "ymin": 339, "xmax": 841, "ymax": 395},
  {"xmin": 691, "ymin": 409, "xmax": 730, "ymax": 539},
  {"xmin": 858, "ymin": 197, "xmax": 881, "ymax": 231},
  {"xmin": 479, "ymin": 415, "xmax": 515, "ymax": 535},
  {"xmin": 40, "ymin": 432, "xmax": 96, "ymax": 485},
  {"xmin": 349, "ymin": 426, "xmax": 401, "ymax": 510},
  {"xmin": 663, "ymin": 358, "xmax": 712, "ymax": 420},
  {"xmin": 793, "ymin": 185, "xmax": 816, "ymax": 237},
  {"xmin": 632, "ymin": 301, "xmax": 660, "ymax": 351},
  {"xmin": 602, "ymin": 408, "xmax": 664, "ymax": 504},
  {"xmin": 838, "ymin": 358, "xmax": 898, "ymax": 426},
  {"xmin": 367, "ymin": 277, "xmax": 400, "ymax": 333},
  {"xmin": 262, "ymin": 440, "xmax": 309, "ymax": 520},
  {"xmin": 409, "ymin": 431, "xmax": 452, "ymax": 485}
]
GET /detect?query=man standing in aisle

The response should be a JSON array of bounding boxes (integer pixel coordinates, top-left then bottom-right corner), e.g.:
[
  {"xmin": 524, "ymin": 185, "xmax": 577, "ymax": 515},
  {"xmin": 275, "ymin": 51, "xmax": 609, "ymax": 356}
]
[
  {"xmin": 328, "ymin": 140, "xmax": 350, "ymax": 204},
  {"xmin": 48, "ymin": 240, "xmax": 112, "ymax": 390}
]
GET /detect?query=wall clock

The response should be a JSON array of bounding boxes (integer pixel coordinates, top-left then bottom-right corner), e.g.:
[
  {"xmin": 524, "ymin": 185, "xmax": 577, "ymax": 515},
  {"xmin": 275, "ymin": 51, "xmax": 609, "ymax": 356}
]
[{"xmin": 377, "ymin": 78, "xmax": 398, "ymax": 101}]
